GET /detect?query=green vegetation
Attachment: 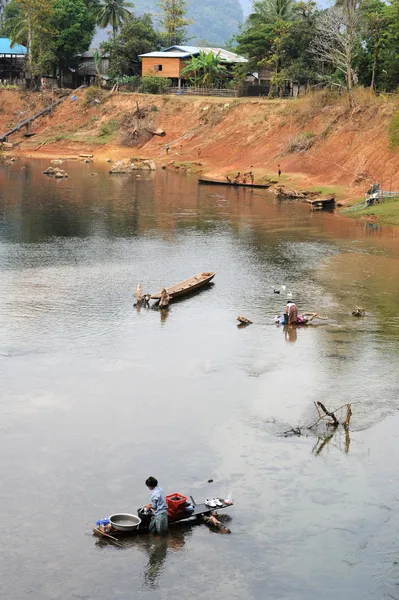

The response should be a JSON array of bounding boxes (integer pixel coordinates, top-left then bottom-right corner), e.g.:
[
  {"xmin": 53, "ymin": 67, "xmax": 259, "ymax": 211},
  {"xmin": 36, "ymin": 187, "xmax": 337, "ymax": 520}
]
[
  {"xmin": 157, "ymin": 0, "xmax": 191, "ymax": 46},
  {"xmin": 235, "ymin": 0, "xmax": 399, "ymax": 100},
  {"xmin": 346, "ymin": 198, "xmax": 399, "ymax": 226},
  {"xmin": 101, "ymin": 14, "xmax": 162, "ymax": 80},
  {"xmin": 94, "ymin": 0, "xmax": 134, "ymax": 39},
  {"xmin": 181, "ymin": 50, "xmax": 229, "ymax": 86},
  {"xmin": 138, "ymin": 75, "xmax": 171, "ymax": 94}
]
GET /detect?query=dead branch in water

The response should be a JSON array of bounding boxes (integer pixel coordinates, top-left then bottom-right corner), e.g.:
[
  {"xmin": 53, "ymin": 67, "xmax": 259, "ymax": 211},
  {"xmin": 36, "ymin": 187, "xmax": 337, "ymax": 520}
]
[
  {"xmin": 316, "ymin": 401, "xmax": 339, "ymax": 426},
  {"xmin": 281, "ymin": 403, "xmax": 353, "ymax": 455}
]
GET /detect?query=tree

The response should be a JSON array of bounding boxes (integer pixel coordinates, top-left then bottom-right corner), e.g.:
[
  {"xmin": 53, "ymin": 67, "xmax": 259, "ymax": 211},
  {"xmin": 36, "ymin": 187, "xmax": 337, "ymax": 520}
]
[
  {"xmin": 358, "ymin": 0, "xmax": 387, "ymax": 89},
  {"xmin": 181, "ymin": 50, "xmax": 229, "ymax": 87},
  {"xmin": 49, "ymin": 0, "xmax": 95, "ymax": 77},
  {"xmin": 101, "ymin": 13, "xmax": 161, "ymax": 78},
  {"xmin": 236, "ymin": 0, "xmax": 318, "ymax": 92},
  {"xmin": 310, "ymin": 3, "xmax": 360, "ymax": 106},
  {"xmin": 9, "ymin": 0, "xmax": 54, "ymax": 77},
  {"xmin": 157, "ymin": 0, "xmax": 190, "ymax": 46},
  {"xmin": 95, "ymin": 0, "xmax": 134, "ymax": 39}
]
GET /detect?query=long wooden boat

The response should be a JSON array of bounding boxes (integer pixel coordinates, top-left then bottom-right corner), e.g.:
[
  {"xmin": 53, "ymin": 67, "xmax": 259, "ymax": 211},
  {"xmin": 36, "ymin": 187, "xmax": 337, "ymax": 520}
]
[
  {"xmin": 199, "ymin": 178, "xmax": 273, "ymax": 189},
  {"xmin": 151, "ymin": 271, "xmax": 215, "ymax": 301}
]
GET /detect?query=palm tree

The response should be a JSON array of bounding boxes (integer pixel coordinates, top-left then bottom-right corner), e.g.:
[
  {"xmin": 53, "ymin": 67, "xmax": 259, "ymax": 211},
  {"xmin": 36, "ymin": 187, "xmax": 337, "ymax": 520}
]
[
  {"xmin": 181, "ymin": 51, "xmax": 229, "ymax": 87},
  {"xmin": 249, "ymin": 0, "xmax": 294, "ymax": 25},
  {"xmin": 95, "ymin": 0, "xmax": 134, "ymax": 39}
]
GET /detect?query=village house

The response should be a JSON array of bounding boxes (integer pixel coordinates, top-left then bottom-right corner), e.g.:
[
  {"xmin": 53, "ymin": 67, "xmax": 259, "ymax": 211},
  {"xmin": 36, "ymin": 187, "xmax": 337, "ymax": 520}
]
[
  {"xmin": 0, "ymin": 38, "xmax": 27, "ymax": 86},
  {"xmin": 245, "ymin": 67, "xmax": 299, "ymax": 98},
  {"xmin": 139, "ymin": 45, "xmax": 247, "ymax": 88}
]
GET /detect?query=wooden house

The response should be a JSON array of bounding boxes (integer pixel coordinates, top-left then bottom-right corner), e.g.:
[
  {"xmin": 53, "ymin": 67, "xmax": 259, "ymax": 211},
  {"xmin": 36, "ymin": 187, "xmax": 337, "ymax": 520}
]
[{"xmin": 140, "ymin": 45, "xmax": 247, "ymax": 88}]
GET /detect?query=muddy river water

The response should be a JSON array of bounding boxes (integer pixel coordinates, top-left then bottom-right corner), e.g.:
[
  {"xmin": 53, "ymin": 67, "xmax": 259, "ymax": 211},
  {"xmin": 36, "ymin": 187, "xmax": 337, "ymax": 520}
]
[{"xmin": 1, "ymin": 159, "xmax": 399, "ymax": 600}]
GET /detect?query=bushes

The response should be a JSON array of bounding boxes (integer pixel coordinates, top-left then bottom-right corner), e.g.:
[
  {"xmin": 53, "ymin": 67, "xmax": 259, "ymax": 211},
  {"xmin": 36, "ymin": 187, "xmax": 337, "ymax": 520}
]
[
  {"xmin": 84, "ymin": 86, "xmax": 106, "ymax": 106},
  {"xmin": 286, "ymin": 131, "xmax": 316, "ymax": 153},
  {"xmin": 99, "ymin": 119, "xmax": 118, "ymax": 138},
  {"xmin": 138, "ymin": 76, "xmax": 171, "ymax": 94}
]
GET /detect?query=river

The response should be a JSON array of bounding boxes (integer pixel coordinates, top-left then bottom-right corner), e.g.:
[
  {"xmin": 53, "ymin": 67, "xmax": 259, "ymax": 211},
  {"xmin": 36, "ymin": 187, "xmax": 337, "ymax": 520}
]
[{"xmin": 1, "ymin": 159, "xmax": 399, "ymax": 600}]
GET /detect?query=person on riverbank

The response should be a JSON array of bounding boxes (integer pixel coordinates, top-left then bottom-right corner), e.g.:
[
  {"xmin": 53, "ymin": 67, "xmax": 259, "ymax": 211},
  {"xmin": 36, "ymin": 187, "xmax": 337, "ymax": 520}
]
[
  {"xmin": 278, "ymin": 164, "xmax": 282, "ymax": 178},
  {"xmin": 234, "ymin": 172, "xmax": 241, "ymax": 183},
  {"xmin": 165, "ymin": 144, "xmax": 170, "ymax": 155},
  {"xmin": 144, "ymin": 477, "xmax": 168, "ymax": 535}
]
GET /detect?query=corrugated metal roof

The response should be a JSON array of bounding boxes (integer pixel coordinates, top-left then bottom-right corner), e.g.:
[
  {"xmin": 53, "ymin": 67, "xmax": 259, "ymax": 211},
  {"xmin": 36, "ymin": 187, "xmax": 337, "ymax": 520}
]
[
  {"xmin": 0, "ymin": 38, "xmax": 27, "ymax": 55},
  {"xmin": 140, "ymin": 45, "xmax": 247, "ymax": 63}
]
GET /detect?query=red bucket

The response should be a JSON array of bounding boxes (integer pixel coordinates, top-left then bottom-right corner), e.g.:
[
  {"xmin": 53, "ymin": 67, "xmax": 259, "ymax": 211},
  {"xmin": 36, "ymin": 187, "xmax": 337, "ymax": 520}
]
[{"xmin": 166, "ymin": 493, "xmax": 187, "ymax": 518}]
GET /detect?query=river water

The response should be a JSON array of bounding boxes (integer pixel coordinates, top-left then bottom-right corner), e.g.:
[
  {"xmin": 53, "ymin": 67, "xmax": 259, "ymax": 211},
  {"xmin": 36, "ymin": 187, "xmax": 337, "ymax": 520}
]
[{"xmin": 1, "ymin": 159, "xmax": 399, "ymax": 600}]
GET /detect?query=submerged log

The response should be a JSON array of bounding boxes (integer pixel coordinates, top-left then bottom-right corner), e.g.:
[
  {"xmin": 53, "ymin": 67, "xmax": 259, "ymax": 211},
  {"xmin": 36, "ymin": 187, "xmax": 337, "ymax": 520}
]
[
  {"xmin": 237, "ymin": 315, "xmax": 253, "ymax": 325},
  {"xmin": 201, "ymin": 513, "xmax": 231, "ymax": 534}
]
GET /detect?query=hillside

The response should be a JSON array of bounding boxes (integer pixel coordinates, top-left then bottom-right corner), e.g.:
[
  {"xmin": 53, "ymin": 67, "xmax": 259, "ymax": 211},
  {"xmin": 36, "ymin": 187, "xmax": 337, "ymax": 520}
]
[
  {"xmin": 128, "ymin": 0, "xmax": 244, "ymax": 45},
  {"xmin": 3, "ymin": 88, "xmax": 399, "ymax": 224}
]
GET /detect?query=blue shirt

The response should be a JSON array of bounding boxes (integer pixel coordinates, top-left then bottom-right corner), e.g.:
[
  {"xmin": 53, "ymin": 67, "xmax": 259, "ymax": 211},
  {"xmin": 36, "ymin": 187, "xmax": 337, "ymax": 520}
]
[{"xmin": 150, "ymin": 486, "xmax": 167, "ymax": 515}]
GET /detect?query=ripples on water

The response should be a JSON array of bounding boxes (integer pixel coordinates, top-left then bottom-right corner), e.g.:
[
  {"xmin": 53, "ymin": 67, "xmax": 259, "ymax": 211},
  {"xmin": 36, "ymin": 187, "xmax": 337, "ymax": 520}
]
[{"xmin": 1, "ymin": 160, "xmax": 399, "ymax": 600}]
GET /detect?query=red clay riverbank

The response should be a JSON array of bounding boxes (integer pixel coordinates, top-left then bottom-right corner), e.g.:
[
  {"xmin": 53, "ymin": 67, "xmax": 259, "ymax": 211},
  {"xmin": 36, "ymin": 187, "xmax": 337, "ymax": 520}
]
[{"xmin": 2, "ymin": 87, "xmax": 399, "ymax": 210}]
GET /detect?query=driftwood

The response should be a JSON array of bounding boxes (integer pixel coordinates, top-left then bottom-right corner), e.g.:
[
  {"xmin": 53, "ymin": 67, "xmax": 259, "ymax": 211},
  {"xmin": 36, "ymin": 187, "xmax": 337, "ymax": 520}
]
[
  {"xmin": 201, "ymin": 513, "xmax": 231, "ymax": 534},
  {"xmin": 92, "ymin": 527, "xmax": 125, "ymax": 547},
  {"xmin": 237, "ymin": 315, "xmax": 253, "ymax": 325},
  {"xmin": 316, "ymin": 401, "xmax": 339, "ymax": 426}
]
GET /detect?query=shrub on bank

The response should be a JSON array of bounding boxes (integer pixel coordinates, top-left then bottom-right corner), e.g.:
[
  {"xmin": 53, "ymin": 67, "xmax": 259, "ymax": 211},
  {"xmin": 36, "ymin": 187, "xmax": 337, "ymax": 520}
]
[
  {"xmin": 286, "ymin": 131, "xmax": 316, "ymax": 153},
  {"xmin": 138, "ymin": 76, "xmax": 171, "ymax": 95}
]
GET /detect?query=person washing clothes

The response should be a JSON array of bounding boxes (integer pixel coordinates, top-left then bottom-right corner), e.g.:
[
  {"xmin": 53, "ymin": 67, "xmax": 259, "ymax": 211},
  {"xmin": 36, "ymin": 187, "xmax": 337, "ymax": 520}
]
[
  {"xmin": 285, "ymin": 300, "xmax": 298, "ymax": 325},
  {"xmin": 144, "ymin": 477, "xmax": 168, "ymax": 535}
]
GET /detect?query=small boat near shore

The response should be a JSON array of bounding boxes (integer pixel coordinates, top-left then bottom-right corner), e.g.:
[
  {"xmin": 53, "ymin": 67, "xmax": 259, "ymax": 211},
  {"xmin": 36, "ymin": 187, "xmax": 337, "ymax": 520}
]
[
  {"xmin": 151, "ymin": 272, "xmax": 215, "ymax": 301},
  {"xmin": 305, "ymin": 197, "xmax": 336, "ymax": 210},
  {"xmin": 198, "ymin": 178, "xmax": 273, "ymax": 189}
]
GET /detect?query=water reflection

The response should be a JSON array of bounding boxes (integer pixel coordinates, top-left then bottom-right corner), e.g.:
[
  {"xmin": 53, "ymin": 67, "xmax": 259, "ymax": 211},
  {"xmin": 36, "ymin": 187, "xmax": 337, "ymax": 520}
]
[{"xmin": 94, "ymin": 529, "xmax": 188, "ymax": 589}]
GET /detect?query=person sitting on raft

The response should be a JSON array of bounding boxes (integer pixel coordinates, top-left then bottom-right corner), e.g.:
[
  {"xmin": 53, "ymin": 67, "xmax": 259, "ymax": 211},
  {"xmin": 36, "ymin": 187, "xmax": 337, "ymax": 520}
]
[
  {"xmin": 285, "ymin": 300, "xmax": 298, "ymax": 325},
  {"xmin": 275, "ymin": 312, "xmax": 320, "ymax": 326}
]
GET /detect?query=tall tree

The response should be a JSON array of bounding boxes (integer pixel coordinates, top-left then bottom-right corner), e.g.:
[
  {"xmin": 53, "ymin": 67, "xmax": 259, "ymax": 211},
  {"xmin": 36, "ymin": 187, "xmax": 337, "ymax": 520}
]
[
  {"xmin": 310, "ymin": 3, "xmax": 360, "ymax": 106},
  {"xmin": 101, "ymin": 13, "xmax": 161, "ymax": 78},
  {"xmin": 157, "ymin": 0, "xmax": 190, "ymax": 46},
  {"xmin": 95, "ymin": 0, "xmax": 134, "ymax": 39},
  {"xmin": 10, "ymin": 0, "xmax": 54, "ymax": 76},
  {"xmin": 50, "ymin": 0, "xmax": 95, "ymax": 77},
  {"xmin": 236, "ymin": 0, "xmax": 318, "ymax": 92},
  {"xmin": 358, "ymin": 0, "xmax": 387, "ymax": 89}
]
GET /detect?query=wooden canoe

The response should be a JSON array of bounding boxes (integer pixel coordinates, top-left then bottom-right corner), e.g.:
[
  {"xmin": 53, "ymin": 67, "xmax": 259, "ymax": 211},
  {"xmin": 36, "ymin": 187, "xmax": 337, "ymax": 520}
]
[
  {"xmin": 151, "ymin": 272, "xmax": 215, "ymax": 301},
  {"xmin": 198, "ymin": 178, "xmax": 273, "ymax": 189}
]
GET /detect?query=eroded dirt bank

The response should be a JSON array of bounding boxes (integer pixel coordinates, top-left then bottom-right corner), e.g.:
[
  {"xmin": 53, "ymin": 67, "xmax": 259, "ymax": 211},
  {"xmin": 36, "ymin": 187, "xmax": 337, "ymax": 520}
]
[{"xmin": 2, "ymin": 88, "xmax": 399, "ymax": 209}]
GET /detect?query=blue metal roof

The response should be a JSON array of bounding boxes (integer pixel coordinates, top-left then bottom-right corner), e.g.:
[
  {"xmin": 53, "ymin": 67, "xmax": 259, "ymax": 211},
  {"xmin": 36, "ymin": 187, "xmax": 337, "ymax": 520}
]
[{"xmin": 0, "ymin": 38, "xmax": 27, "ymax": 55}]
